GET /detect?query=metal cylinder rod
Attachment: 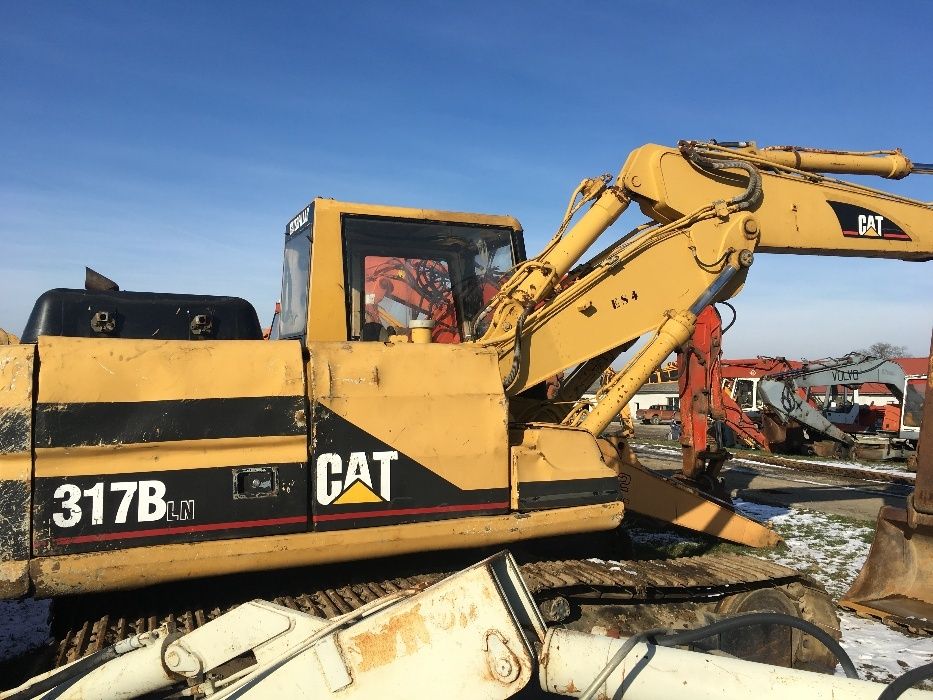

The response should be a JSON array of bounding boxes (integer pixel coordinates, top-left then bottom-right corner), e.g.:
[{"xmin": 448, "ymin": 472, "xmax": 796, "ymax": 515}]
[
  {"xmin": 540, "ymin": 188, "xmax": 631, "ymax": 281},
  {"xmin": 539, "ymin": 628, "xmax": 930, "ymax": 700},
  {"xmin": 577, "ymin": 310, "xmax": 695, "ymax": 436},
  {"xmin": 751, "ymin": 148, "xmax": 913, "ymax": 179},
  {"xmin": 689, "ymin": 264, "xmax": 740, "ymax": 316},
  {"xmin": 27, "ymin": 638, "xmax": 173, "ymax": 700}
]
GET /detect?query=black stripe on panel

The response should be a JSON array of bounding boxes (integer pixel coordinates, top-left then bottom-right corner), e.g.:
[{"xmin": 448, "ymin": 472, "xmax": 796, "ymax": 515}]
[
  {"xmin": 310, "ymin": 406, "xmax": 510, "ymax": 531},
  {"xmin": 0, "ymin": 410, "xmax": 30, "ymax": 454},
  {"xmin": 33, "ymin": 462, "xmax": 309, "ymax": 555},
  {"xmin": 0, "ymin": 480, "xmax": 30, "ymax": 560},
  {"xmin": 311, "ymin": 488, "xmax": 511, "ymax": 532},
  {"xmin": 35, "ymin": 396, "xmax": 307, "ymax": 448},
  {"xmin": 518, "ymin": 476, "xmax": 620, "ymax": 511}
]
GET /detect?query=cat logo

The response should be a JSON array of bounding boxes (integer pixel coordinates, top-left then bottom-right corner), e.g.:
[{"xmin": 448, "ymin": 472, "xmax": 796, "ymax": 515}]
[
  {"xmin": 828, "ymin": 201, "xmax": 911, "ymax": 241},
  {"xmin": 857, "ymin": 214, "xmax": 884, "ymax": 237},
  {"xmin": 315, "ymin": 450, "xmax": 398, "ymax": 506}
]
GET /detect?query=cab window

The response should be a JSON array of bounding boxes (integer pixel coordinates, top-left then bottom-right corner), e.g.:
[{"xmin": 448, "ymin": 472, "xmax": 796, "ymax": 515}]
[
  {"xmin": 279, "ymin": 228, "xmax": 312, "ymax": 340},
  {"xmin": 343, "ymin": 216, "xmax": 518, "ymax": 343}
]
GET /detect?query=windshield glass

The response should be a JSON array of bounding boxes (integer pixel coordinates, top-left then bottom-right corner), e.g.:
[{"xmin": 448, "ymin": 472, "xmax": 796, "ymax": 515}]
[
  {"xmin": 903, "ymin": 378, "xmax": 926, "ymax": 428},
  {"xmin": 279, "ymin": 229, "xmax": 311, "ymax": 339}
]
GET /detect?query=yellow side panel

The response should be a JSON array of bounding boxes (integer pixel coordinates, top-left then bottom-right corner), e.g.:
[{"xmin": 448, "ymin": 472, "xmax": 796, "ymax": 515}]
[
  {"xmin": 36, "ymin": 336, "xmax": 305, "ymax": 402},
  {"xmin": 30, "ymin": 503, "xmax": 624, "ymax": 596},
  {"xmin": 33, "ymin": 337, "xmax": 309, "ymax": 557},
  {"xmin": 307, "ymin": 341, "xmax": 508, "ymax": 493},
  {"xmin": 510, "ymin": 425, "xmax": 620, "ymax": 511}
]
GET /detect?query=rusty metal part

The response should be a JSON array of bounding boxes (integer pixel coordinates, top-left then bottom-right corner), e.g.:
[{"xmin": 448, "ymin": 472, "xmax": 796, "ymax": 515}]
[
  {"xmin": 678, "ymin": 306, "xmax": 730, "ymax": 483},
  {"xmin": 838, "ymin": 505, "xmax": 932, "ymax": 635},
  {"xmin": 840, "ymin": 333, "xmax": 933, "ymax": 635},
  {"xmin": 48, "ymin": 553, "xmax": 839, "ymax": 675}
]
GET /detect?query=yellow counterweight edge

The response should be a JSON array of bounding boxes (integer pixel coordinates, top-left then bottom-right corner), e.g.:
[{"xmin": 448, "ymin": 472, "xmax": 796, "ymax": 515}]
[
  {"xmin": 29, "ymin": 502, "xmax": 624, "ymax": 597},
  {"xmin": 0, "ymin": 561, "xmax": 29, "ymax": 599}
]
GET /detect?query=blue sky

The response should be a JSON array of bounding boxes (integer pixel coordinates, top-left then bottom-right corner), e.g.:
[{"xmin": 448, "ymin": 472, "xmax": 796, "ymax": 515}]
[{"xmin": 2, "ymin": 1, "xmax": 931, "ymax": 358}]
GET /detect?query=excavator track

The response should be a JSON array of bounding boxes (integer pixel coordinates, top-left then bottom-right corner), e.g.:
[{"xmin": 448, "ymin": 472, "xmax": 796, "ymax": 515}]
[{"xmin": 50, "ymin": 552, "xmax": 839, "ymax": 672}]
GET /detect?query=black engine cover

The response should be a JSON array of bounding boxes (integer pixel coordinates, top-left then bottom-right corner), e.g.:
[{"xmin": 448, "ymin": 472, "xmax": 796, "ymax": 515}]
[{"xmin": 21, "ymin": 288, "xmax": 263, "ymax": 342}]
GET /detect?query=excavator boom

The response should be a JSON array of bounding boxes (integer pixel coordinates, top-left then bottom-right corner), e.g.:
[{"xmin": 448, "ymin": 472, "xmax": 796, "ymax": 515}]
[
  {"xmin": 479, "ymin": 142, "xmax": 933, "ymax": 418},
  {"xmin": 472, "ymin": 140, "xmax": 931, "ymax": 545},
  {"xmin": 757, "ymin": 354, "xmax": 909, "ymax": 454}
]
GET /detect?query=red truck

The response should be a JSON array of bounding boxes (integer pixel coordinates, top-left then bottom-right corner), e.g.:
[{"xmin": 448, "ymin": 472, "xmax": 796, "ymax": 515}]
[{"xmin": 636, "ymin": 404, "xmax": 679, "ymax": 424}]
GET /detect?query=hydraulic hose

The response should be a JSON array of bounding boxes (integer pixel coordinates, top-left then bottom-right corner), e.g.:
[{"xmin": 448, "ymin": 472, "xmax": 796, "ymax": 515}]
[
  {"xmin": 501, "ymin": 309, "xmax": 529, "ymax": 391},
  {"xmin": 878, "ymin": 661, "xmax": 933, "ymax": 700},
  {"xmin": 680, "ymin": 143, "xmax": 763, "ymax": 211},
  {"xmin": 579, "ymin": 611, "xmax": 858, "ymax": 700},
  {"xmin": 657, "ymin": 612, "xmax": 857, "ymax": 679},
  {"xmin": 719, "ymin": 301, "xmax": 737, "ymax": 334},
  {"xmin": 579, "ymin": 628, "xmax": 667, "ymax": 700}
]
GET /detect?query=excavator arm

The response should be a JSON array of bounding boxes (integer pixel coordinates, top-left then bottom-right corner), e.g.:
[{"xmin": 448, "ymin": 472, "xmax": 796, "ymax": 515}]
[
  {"xmin": 757, "ymin": 354, "xmax": 908, "ymax": 453},
  {"xmin": 479, "ymin": 141, "xmax": 933, "ymax": 438}
]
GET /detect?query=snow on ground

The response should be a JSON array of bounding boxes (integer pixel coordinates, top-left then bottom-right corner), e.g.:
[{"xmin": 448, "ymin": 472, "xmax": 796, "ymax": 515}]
[
  {"xmin": 628, "ymin": 498, "xmax": 933, "ymax": 684},
  {"xmin": 771, "ymin": 455, "xmax": 914, "ymax": 476},
  {"xmin": 733, "ymin": 455, "xmax": 916, "ymax": 480},
  {"xmin": 735, "ymin": 499, "xmax": 933, "ymax": 684},
  {"xmin": 733, "ymin": 499, "xmax": 874, "ymax": 597},
  {"xmin": 0, "ymin": 597, "xmax": 51, "ymax": 661},
  {"xmin": 842, "ymin": 614, "xmax": 933, "ymax": 685}
]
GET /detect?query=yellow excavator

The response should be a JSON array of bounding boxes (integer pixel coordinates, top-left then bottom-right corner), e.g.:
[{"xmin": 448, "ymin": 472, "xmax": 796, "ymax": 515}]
[{"xmin": 1, "ymin": 139, "xmax": 931, "ymax": 676}]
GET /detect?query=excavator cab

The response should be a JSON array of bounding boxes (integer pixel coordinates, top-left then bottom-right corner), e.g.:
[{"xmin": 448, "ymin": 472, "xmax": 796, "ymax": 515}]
[{"xmin": 277, "ymin": 199, "xmax": 525, "ymax": 345}]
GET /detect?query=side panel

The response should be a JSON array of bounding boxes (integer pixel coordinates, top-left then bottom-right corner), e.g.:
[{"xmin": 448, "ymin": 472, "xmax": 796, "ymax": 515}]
[
  {"xmin": 0, "ymin": 344, "xmax": 35, "ymax": 596},
  {"xmin": 510, "ymin": 426, "xmax": 619, "ymax": 511},
  {"xmin": 307, "ymin": 341, "xmax": 509, "ymax": 530},
  {"xmin": 33, "ymin": 337, "xmax": 309, "ymax": 555}
]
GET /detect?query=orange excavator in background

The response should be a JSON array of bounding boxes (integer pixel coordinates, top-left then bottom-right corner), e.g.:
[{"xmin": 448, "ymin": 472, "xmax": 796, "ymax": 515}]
[
  {"xmin": 362, "ymin": 257, "xmax": 464, "ymax": 342},
  {"xmin": 676, "ymin": 305, "xmax": 925, "ymax": 475}
]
